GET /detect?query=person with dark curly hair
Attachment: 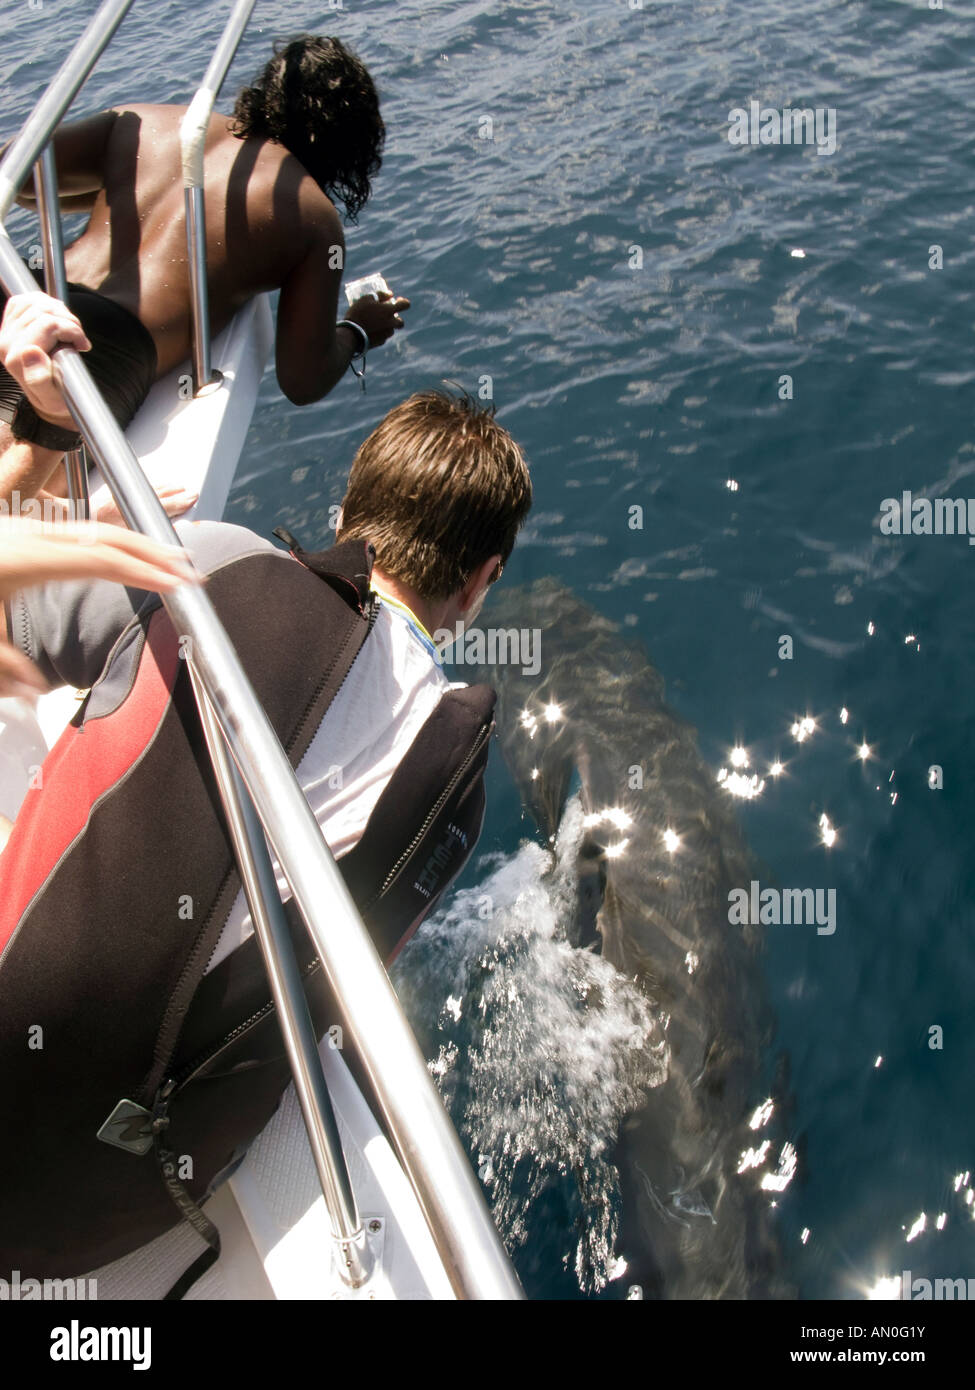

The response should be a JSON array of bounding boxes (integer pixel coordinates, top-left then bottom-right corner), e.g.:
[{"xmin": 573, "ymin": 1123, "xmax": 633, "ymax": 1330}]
[{"xmin": 1, "ymin": 34, "xmax": 409, "ymax": 507}]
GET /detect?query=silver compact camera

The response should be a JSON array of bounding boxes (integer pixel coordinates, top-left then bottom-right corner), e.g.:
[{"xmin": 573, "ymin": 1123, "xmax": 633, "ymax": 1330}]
[{"xmin": 344, "ymin": 273, "xmax": 390, "ymax": 306}]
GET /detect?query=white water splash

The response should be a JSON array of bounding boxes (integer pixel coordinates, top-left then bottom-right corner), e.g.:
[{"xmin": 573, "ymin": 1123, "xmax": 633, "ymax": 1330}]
[{"xmin": 394, "ymin": 796, "xmax": 668, "ymax": 1293}]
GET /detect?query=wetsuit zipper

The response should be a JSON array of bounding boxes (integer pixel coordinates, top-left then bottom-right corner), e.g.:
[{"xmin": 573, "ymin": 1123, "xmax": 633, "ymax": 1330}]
[
  {"xmin": 367, "ymin": 717, "xmax": 493, "ymax": 906},
  {"xmin": 166, "ymin": 955, "xmax": 323, "ymax": 1092}
]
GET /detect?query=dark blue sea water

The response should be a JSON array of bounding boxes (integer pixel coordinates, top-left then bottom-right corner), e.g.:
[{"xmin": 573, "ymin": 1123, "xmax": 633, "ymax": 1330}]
[{"xmin": 4, "ymin": 0, "xmax": 973, "ymax": 1301}]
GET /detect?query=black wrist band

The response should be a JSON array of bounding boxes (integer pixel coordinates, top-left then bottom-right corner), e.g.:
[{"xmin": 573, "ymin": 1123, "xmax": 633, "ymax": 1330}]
[{"xmin": 337, "ymin": 319, "xmax": 369, "ymax": 358}]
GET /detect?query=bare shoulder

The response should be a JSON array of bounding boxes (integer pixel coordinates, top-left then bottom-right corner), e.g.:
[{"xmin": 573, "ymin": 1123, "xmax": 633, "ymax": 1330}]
[
  {"xmin": 294, "ymin": 173, "xmax": 345, "ymax": 250},
  {"xmin": 246, "ymin": 140, "xmax": 345, "ymax": 251}
]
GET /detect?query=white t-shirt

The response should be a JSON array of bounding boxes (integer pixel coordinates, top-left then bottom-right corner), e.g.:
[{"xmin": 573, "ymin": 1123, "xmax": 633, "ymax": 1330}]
[{"xmin": 206, "ymin": 593, "xmax": 450, "ymax": 973}]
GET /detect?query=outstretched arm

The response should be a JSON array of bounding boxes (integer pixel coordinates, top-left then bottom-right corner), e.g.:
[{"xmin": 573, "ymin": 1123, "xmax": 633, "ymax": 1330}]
[
  {"xmin": 275, "ymin": 193, "xmax": 409, "ymax": 404},
  {"xmin": 0, "ymin": 517, "xmax": 200, "ymax": 698}
]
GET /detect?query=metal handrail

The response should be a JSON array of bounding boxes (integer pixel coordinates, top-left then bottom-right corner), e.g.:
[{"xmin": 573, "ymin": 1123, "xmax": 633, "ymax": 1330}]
[
  {"xmin": 179, "ymin": 0, "xmax": 256, "ymax": 391},
  {"xmin": 33, "ymin": 146, "xmax": 90, "ymax": 517},
  {"xmin": 188, "ymin": 664, "xmax": 373, "ymax": 1289},
  {"xmin": 0, "ymin": 2, "xmax": 523, "ymax": 1301}
]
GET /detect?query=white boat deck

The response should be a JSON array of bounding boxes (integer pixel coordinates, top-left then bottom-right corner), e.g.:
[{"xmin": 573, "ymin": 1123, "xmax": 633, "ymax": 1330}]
[{"xmin": 88, "ymin": 1041, "xmax": 454, "ymax": 1301}]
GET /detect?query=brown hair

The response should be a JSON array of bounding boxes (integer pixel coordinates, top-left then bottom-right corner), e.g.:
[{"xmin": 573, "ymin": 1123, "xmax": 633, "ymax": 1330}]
[{"xmin": 337, "ymin": 390, "xmax": 532, "ymax": 600}]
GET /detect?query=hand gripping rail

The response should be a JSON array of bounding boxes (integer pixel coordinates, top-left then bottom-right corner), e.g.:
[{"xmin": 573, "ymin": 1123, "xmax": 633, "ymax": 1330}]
[
  {"xmin": 32, "ymin": 145, "xmax": 90, "ymax": 518},
  {"xmin": 0, "ymin": 0, "xmax": 523, "ymax": 1302}
]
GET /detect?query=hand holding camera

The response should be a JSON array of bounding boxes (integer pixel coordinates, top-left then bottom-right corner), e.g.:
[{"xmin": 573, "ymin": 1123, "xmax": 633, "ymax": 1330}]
[{"xmin": 343, "ymin": 274, "xmax": 410, "ymax": 349}]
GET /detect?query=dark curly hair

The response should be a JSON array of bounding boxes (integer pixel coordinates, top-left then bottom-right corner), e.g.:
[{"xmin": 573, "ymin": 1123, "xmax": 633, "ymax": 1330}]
[{"xmin": 230, "ymin": 35, "xmax": 384, "ymax": 222}]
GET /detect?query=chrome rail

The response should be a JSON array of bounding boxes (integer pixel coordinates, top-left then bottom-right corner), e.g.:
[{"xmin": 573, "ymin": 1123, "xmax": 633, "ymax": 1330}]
[
  {"xmin": 179, "ymin": 0, "xmax": 256, "ymax": 391},
  {"xmin": 188, "ymin": 664, "xmax": 373, "ymax": 1289},
  {"xmin": 0, "ymin": 0, "xmax": 523, "ymax": 1301},
  {"xmin": 33, "ymin": 146, "xmax": 90, "ymax": 517}
]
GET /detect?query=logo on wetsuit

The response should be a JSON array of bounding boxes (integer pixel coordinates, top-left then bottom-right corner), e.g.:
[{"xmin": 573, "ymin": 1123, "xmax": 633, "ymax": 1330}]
[{"xmin": 414, "ymin": 821, "xmax": 469, "ymax": 900}]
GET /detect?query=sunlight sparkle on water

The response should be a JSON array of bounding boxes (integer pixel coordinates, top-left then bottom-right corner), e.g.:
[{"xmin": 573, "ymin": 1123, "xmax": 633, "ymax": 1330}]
[
  {"xmin": 792, "ymin": 716, "xmax": 816, "ymax": 743},
  {"xmin": 905, "ymin": 1213, "xmax": 926, "ymax": 1242},
  {"xmin": 717, "ymin": 765, "xmax": 766, "ymax": 799},
  {"xmin": 819, "ymin": 813, "xmax": 837, "ymax": 848},
  {"xmin": 583, "ymin": 807, "xmax": 635, "ymax": 833},
  {"xmin": 663, "ymin": 827, "xmax": 680, "ymax": 853},
  {"xmin": 761, "ymin": 1142, "xmax": 797, "ymax": 1193},
  {"xmin": 737, "ymin": 1140, "xmax": 771, "ymax": 1174},
  {"xmin": 748, "ymin": 1098, "xmax": 775, "ymax": 1131},
  {"xmin": 840, "ymin": 707, "xmax": 849, "ymax": 724},
  {"xmin": 858, "ymin": 743, "xmax": 871, "ymax": 761},
  {"xmin": 770, "ymin": 760, "xmax": 784, "ymax": 776},
  {"xmin": 730, "ymin": 745, "xmax": 749, "ymax": 768},
  {"xmin": 543, "ymin": 701, "xmax": 563, "ymax": 724}
]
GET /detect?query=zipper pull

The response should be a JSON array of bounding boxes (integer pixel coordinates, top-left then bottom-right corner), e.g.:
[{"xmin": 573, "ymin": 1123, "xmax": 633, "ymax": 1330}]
[
  {"xmin": 96, "ymin": 1098, "xmax": 155, "ymax": 1156},
  {"xmin": 151, "ymin": 1077, "xmax": 177, "ymax": 1138}
]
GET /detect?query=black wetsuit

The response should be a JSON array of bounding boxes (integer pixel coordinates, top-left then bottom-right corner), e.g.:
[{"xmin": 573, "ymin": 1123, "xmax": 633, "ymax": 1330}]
[{"xmin": 0, "ymin": 272, "xmax": 157, "ymax": 453}]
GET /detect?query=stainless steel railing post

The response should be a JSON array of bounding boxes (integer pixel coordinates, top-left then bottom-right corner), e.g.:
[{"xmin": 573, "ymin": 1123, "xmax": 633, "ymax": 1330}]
[
  {"xmin": 183, "ymin": 185, "xmax": 213, "ymax": 394},
  {"xmin": 180, "ymin": 0, "xmax": 256, "ymax": 392},
  {"xmin": 187, "ymin": 661, "xmax": 373, "ymax": 1289},
  {"xmin": 33, "ymin": 145, "xmax": 89, "ymax": 518}
]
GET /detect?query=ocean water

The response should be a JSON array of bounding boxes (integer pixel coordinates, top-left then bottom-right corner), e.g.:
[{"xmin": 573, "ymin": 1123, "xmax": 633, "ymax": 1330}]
[{"xmin": 3, "ymin": 0, "xmax": 973, "ymax": 1301}]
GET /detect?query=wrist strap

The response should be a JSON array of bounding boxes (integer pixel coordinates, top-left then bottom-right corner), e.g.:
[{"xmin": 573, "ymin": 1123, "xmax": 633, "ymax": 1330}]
[
  {"xmin": 337, "ymin": 320, "xmax": 369, "ymax": 392},
  {"xmin": 338, "ymin": 319, "xmax": 369, "ymax": 358}
]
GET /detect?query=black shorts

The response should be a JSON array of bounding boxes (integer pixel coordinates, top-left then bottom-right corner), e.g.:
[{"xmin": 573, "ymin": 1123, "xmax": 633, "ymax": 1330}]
[{"xmin": 0, "ymin": 275, "xmax": 157, "ymax": 454}]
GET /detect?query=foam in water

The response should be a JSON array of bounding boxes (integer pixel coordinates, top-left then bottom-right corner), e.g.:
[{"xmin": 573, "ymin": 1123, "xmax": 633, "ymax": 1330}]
[{"xmin": 394, "ymin": 796, "xmax": 669, "ymax": 1293}]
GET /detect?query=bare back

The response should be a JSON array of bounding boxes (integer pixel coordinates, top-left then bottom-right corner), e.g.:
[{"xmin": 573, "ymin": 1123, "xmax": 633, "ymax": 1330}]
[{"xmin": 59, "ymin": 104, "xmax": 344, "ymax": 383}]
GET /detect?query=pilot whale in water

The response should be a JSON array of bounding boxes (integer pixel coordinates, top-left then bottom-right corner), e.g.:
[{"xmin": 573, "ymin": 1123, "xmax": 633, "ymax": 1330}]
[{"xmin": 458, "ymin": 577, "xmax": 795, "ymax": 1298}]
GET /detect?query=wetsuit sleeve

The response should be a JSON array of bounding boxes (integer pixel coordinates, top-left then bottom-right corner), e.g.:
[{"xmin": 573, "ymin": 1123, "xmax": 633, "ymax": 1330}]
[
  {"xmin": 7, "ymin": 575, "xmax": 154, "ymax": 691},
  {"xmin": 5, "ymin": 521, "xmax": 281, "ymax": 691}
]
